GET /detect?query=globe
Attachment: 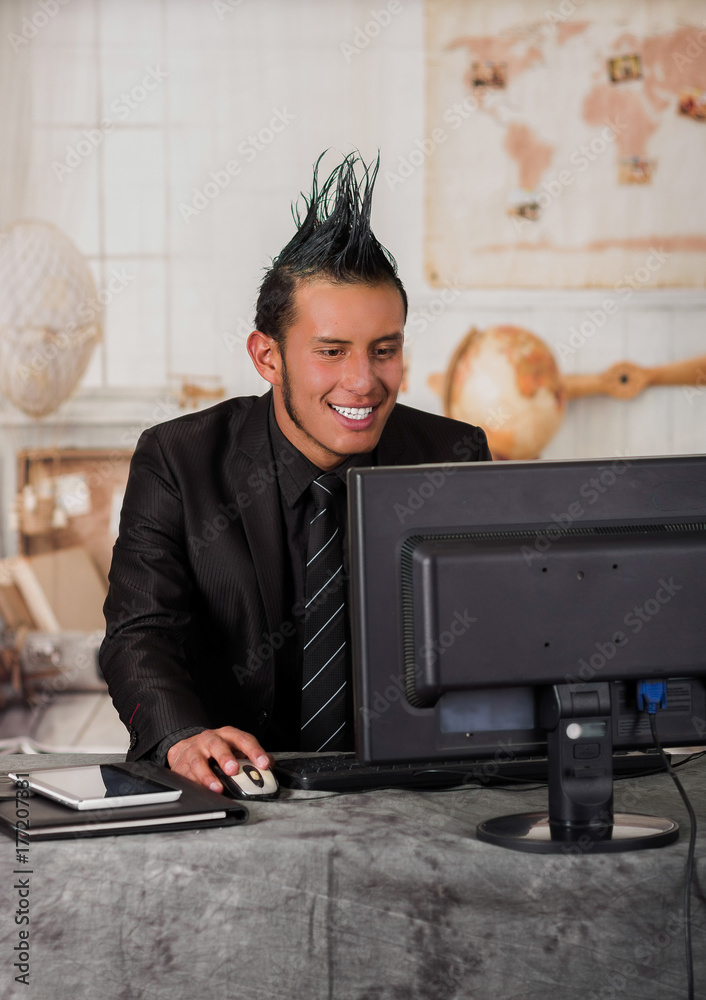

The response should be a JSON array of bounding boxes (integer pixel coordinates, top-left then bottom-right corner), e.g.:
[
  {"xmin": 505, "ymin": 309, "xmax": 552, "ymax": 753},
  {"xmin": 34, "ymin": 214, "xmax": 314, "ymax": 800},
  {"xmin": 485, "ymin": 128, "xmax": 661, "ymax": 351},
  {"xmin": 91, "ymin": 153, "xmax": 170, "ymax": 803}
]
[{"xmin": 432, "ymin": 325, "xmax": 566, "ymax": 460}]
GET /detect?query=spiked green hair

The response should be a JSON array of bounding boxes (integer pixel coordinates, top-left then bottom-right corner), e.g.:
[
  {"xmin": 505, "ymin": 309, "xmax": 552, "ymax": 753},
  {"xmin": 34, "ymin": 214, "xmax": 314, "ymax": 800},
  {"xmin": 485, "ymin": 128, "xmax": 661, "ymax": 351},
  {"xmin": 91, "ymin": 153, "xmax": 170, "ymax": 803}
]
[{"xmin": 254, "ymin": 150, "xmax": 407, "ymax": 345}]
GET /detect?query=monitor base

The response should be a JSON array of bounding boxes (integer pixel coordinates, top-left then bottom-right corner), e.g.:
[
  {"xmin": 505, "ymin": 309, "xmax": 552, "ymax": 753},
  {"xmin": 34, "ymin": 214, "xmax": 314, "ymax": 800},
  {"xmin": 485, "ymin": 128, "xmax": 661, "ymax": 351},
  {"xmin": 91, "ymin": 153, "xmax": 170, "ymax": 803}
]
[{"xmin": 476, "ymin": 811, "xmax": 679, "ymax": 853}]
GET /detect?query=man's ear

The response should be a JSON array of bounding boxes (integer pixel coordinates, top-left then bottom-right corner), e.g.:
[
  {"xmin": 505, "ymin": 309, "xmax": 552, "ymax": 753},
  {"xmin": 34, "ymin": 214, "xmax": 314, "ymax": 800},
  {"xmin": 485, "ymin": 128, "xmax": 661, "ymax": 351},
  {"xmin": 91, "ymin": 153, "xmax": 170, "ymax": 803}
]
[{"xmin": 247, "ymin": 331, "xmax": 282, "ymax": 386}]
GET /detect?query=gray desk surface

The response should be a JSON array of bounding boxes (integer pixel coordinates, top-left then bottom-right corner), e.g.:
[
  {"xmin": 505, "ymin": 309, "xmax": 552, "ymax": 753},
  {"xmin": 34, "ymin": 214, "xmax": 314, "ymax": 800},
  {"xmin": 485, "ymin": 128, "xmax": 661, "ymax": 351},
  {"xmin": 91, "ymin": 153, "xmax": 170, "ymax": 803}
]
[{"xmin": 1, "ymin": 752, "xmax": 705, "ymax": 1000}]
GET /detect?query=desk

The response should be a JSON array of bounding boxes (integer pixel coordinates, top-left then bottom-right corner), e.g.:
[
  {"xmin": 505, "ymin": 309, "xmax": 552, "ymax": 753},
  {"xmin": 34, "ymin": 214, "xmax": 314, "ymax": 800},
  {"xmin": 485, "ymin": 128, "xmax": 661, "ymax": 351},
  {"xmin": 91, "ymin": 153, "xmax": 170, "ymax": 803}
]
[{"xmin": 1, "ymin": 753, "xmax": 705, "ymax": 1000}]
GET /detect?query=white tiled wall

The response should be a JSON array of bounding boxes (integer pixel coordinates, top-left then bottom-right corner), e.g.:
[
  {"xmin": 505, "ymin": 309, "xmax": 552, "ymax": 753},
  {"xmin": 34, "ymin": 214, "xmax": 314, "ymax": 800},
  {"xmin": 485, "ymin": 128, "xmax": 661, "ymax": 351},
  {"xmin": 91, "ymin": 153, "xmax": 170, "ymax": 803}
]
[{"xmin": 0, "ymin": 0, "xmax": 705, "ymax": 493}]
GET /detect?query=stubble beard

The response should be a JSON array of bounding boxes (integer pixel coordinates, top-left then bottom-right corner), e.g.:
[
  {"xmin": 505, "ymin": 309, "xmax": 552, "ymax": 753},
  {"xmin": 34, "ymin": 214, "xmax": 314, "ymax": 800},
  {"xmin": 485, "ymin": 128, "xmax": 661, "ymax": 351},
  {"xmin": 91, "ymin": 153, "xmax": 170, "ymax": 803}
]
[{"xmin": 280, "ymin": 350, "xmax": 349, "ymax": 464}]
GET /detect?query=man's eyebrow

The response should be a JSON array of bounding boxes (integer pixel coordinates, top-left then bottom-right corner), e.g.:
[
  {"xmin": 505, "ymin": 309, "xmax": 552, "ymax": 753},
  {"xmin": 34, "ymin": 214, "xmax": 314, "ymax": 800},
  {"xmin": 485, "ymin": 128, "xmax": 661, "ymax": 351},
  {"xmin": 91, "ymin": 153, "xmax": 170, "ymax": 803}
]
[{"xmin": 311, "ymin": 332, "xmax": 404, "ymax": 345}]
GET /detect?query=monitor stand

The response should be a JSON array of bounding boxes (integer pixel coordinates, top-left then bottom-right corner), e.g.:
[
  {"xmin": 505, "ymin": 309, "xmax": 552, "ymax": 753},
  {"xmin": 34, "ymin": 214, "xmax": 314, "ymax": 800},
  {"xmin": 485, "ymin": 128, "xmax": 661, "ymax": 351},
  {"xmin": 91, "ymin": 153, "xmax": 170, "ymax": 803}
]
[{"xmin": 476, "ymin": 682, "xmax": 679, "ymax": 853}]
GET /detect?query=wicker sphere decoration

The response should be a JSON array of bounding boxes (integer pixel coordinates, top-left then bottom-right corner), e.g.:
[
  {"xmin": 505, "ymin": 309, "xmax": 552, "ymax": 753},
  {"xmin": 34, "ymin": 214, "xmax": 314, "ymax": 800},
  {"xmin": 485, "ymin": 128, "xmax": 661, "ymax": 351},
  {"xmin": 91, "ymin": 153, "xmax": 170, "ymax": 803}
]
[{"xmin": 0, "ymin": 220, "xmax": 101, "ymax": 418}]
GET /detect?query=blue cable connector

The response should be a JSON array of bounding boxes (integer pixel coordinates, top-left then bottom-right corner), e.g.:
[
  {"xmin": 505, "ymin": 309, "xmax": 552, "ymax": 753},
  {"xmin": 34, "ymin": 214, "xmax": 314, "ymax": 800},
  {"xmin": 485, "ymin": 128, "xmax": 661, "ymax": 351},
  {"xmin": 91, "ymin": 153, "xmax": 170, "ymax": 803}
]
[{"xmin": 637, "ymin": 680, "xmax": 668, "ymax": 715}]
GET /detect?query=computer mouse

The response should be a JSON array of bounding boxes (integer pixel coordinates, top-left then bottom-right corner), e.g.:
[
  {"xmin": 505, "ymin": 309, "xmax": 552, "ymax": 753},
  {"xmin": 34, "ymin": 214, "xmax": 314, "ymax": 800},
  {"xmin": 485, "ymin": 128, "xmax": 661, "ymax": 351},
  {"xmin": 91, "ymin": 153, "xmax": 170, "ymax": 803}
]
[{"xmin": 209, "ymin": 758, "xmax": 279, "ymax": 800}]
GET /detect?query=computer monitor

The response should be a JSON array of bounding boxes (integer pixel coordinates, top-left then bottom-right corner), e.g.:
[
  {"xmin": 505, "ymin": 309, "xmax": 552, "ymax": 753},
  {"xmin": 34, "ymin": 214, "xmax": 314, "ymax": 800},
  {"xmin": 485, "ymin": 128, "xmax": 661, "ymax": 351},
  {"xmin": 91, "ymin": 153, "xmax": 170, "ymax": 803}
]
[{"xmin": 348, "ymin": 454, "xmax": 706, "ymax": 853}]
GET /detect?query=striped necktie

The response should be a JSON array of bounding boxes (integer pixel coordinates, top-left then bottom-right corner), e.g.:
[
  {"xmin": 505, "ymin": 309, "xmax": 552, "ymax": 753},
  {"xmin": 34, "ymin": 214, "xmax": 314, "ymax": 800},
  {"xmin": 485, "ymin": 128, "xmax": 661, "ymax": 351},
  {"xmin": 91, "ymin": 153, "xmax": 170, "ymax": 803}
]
[{"xmin": 300, "ymin": 473, "xmax": 348, "ymax": 752}]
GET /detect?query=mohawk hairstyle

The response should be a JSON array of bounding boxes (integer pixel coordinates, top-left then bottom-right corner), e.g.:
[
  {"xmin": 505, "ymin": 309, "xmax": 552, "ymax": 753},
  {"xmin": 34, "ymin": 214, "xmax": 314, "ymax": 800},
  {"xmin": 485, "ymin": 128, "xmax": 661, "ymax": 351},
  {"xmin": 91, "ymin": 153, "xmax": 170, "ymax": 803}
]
[{"xmin": 254, "ymin": 150, "xmax": 407, "ymax": 346}]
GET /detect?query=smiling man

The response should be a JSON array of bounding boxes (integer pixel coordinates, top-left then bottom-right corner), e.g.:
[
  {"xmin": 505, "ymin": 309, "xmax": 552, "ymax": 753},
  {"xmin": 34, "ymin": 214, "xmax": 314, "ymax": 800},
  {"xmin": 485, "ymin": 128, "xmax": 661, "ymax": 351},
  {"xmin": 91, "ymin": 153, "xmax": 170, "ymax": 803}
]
[{"xmin": 100, "ymin": 152, "xmax": 491, "ymax": 792}]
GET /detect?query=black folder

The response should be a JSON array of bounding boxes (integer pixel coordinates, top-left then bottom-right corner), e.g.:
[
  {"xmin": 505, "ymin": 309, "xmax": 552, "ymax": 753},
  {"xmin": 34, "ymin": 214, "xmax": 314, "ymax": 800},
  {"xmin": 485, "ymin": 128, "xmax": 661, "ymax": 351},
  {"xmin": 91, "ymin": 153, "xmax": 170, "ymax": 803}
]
[{"xmin": 0, "ymin": 761, "xmax": 248, "ymax": 840}]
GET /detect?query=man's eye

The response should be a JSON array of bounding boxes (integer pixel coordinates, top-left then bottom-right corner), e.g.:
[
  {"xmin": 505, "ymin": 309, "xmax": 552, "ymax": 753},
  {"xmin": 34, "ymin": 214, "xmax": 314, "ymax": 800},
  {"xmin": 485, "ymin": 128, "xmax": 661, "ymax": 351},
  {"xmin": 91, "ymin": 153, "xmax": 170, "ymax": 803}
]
[
  {"xmin": 375, "ymin": 347, "xmax": 398, "ymax": 358},
  {"xmin": 319, "ymin": 349, "xmax": 344, "ymax": 358}
]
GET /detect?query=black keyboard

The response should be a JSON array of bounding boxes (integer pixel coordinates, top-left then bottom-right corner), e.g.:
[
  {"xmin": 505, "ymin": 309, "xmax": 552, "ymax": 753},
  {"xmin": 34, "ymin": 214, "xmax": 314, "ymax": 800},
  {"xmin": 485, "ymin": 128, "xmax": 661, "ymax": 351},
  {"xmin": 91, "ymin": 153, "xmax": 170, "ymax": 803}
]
[{"xmin": 273, "ymin": 750, "xmax": 668, "ymax": 792}]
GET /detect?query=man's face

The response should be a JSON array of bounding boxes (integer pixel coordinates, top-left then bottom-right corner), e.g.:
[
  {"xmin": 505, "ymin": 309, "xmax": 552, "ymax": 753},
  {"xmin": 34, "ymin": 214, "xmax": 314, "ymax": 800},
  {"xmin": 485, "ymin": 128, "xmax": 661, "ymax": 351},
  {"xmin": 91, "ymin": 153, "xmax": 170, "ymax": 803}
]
[{"xmin": 272, "ymin": 280, "xmax": 405, "ymax": 470}]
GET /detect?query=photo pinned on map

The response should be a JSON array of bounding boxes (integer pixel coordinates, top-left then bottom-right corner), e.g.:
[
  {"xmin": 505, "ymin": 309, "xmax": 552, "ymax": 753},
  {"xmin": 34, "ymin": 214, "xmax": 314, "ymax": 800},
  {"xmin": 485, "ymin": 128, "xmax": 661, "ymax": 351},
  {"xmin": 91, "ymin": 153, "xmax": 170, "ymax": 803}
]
[
  {"xmin": 618, "ymin": 157, "xmax": 654, "ymax": 184},
  {"xmin": 678, "ymin": 88, "xmax": 706, "ymax": 121},
  {"xmin": 471, "ymin": 60, "xmax": 507, "ymax": 88},
  {"xmin": 607, "ymin": 53, "xmax": 642, "ymax": 83},
  {"xmin": 507, "ymin": 190, "xmax": 541, "ymax": 223}
]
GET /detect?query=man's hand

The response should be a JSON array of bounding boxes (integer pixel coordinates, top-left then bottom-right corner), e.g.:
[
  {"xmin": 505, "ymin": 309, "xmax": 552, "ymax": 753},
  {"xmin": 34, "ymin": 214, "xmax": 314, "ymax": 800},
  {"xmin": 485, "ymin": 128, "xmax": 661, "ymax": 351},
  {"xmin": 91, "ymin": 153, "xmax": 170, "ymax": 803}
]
[{"xmin": 166, "ymin": 726, "xmax": 273, "ymax": 793}]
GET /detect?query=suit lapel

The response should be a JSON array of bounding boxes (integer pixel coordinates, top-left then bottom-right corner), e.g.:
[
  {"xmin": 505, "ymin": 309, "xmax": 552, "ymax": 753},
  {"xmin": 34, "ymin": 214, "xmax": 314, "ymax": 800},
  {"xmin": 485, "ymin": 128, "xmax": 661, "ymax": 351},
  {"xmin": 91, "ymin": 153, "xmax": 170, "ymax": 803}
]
[
  {"xmin": 223, "ymin": 397, "xmax": 418, "ymax": 634},
  {"xmin": 376, "ymin": 404, "xmax": 413, "ymax": 466},
  {"xmin": 226, "ymin": 391, "xmax": 287, "ymax": 635}
]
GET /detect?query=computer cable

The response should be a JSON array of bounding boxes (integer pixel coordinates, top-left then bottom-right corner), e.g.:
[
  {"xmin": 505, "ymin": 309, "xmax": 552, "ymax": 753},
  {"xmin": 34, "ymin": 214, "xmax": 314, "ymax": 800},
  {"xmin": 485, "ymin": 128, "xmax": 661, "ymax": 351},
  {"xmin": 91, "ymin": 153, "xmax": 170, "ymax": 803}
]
[{"xmin": 638, "ymin": 680, "xmax": 697, "ymax": 1000}]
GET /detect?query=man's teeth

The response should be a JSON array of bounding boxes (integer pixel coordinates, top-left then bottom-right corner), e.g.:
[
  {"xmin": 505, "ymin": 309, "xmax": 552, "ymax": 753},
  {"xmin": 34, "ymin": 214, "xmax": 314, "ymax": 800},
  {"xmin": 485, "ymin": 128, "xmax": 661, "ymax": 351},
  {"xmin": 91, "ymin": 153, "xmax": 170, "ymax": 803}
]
[{"xmin": 331, "ymin": 404, "xmax": 374, "ymax": 421}]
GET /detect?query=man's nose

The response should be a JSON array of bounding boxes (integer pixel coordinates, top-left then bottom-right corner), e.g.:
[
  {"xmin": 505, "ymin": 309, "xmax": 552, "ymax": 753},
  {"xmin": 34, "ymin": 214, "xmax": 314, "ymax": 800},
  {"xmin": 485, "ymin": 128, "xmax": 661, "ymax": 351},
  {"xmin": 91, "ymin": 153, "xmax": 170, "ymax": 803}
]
[{"xmin": 340, "ymin": 352, "xmax": 377, "ymax": 393}]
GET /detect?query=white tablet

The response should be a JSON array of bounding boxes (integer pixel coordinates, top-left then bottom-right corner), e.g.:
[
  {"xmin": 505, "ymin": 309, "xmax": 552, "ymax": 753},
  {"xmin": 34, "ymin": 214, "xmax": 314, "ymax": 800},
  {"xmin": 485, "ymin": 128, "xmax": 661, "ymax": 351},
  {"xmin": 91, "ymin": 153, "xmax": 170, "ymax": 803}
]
[{"xmin": 9, "ymin": 765, "xmax": 182, "ymax": 810}]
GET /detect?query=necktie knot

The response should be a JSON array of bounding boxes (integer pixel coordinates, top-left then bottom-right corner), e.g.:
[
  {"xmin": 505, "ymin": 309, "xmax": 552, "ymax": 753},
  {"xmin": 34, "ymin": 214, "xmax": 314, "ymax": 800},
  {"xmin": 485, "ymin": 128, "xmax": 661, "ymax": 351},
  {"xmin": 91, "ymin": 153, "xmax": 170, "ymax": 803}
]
[{"xmin": 310, "ymin": 473, "xmax": 343, "ymax": 513}]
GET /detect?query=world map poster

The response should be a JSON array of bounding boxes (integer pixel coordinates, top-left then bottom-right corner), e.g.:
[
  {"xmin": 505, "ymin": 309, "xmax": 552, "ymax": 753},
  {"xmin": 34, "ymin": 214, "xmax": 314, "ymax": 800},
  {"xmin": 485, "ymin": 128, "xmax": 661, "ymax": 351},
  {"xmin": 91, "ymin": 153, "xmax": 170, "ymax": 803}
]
[{"xmin": 423, "ymin": 0, "xmax": 706, "ymax": 287}]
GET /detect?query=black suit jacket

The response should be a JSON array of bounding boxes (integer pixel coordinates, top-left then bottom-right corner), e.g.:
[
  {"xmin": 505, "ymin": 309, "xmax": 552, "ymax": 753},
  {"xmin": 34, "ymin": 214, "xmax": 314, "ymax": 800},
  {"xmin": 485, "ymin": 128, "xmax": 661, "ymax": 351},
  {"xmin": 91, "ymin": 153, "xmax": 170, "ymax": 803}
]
[{"xmin": 100, "ymin": 390, "xmax": 491, "ymax": 759}]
